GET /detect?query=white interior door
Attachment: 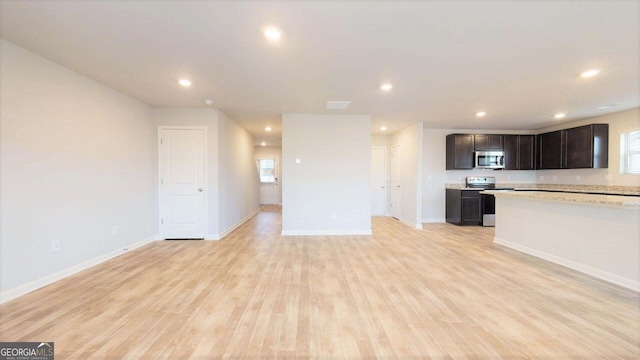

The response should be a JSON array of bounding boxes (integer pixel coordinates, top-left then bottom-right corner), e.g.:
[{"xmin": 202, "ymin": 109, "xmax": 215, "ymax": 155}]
[
  {"xmin": 371, "ymin": 146, "xmax": 387, "ymax": 216},
  {"xmin": 390, "ymin": 145, "xmax": 402, "ymax": 219},
  {"xmin": 159, "ymin": 128, "xmax": 207, "ymax": 239},
  {"xmin": 256, "ymin": 157, "xmax": 278, "ymax": 205}
]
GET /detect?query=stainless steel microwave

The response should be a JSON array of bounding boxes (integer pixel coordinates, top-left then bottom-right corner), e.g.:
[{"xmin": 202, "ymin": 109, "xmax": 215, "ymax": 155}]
[{"xmin": 475, "ymin": 151, "xmax": 505, "ymax": 169}]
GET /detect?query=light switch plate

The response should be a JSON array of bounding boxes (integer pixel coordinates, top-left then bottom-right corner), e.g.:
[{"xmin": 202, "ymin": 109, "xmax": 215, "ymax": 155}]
[{"xmin": 295, "ymin": 158, "xmax": 301, "ymax": 164}]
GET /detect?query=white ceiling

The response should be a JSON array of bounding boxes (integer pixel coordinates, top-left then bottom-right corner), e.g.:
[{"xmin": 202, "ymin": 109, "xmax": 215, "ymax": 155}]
[{"xmin": 1, "ymin": 1, "xmax": 639, "ymax": 146}]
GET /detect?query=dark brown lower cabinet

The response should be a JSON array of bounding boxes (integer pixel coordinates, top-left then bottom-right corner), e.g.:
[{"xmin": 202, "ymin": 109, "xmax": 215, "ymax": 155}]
[{"xmin": 446, "ymin": 189, "xmax": 482, "ymax": 226}]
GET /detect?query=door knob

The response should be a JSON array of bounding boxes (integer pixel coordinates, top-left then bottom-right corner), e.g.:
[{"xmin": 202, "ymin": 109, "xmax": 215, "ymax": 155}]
[{"xmin": 198, "ymin": 188, "xmax": 203, "ymax": 192}]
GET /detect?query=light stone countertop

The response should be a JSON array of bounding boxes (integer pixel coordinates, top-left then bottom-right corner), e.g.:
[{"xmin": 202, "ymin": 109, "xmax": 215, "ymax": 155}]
[
  {"xmin": 445, "ymin": 183, "xmax": 640, "ymax": 195},
  {"xmin": 481, "ymin": 190, "xmax": 640, "ymax": 208}
]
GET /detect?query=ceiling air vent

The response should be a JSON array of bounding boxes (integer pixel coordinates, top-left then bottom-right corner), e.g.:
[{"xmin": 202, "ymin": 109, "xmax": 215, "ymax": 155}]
[{"xmin": 326, "ymin": 100, "xmax": 352, "ymax": 110}]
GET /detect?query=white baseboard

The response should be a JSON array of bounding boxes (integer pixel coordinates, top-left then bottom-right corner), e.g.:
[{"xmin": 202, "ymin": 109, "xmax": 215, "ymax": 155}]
[
  {"xmin": 385, "ymin": 212, "xmax": 392, "ymax": 217},
  {"xmin": 0, "ymin": 234, "xmax": 158, "ymax": 304},
  {"xmin": 494, "ymin": 237, "xmax": 640, "ymax": 292},
  {"xmin": 400, "ymin": 218, "xmax": 423, "ymax": 229},
  {"xmin": 422, "ymin": 218, "xmax": 445, "ymax": 223},
  {"xmin": 217, "ymin": 208, "xmax": 260, "ymax": 240},
  {"xmin": 205, "ymin": 234, "xmax": 220, "ymax": 240},
  {"xmin": 281, "ymin": 229, "xmax": 372, "ymax": 236}
]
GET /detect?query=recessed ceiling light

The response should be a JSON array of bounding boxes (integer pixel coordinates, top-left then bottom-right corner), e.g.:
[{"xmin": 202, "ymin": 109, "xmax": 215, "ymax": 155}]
[
  {"xmin": 265, "ymin": 126, "xmax": 272, "ymax": 131},
  {"xmin": 580, "ymin": 69, "xmax": 601, "ymax": 78},
  {"xmin": 204, "ymin": 99, "xmax": 213, "ymax": 106},
  {"xmin": 554, "ymin": 113, "xmax": 566, "ymax": 119},
  {"xmin": 476, "ymin": 111, "xmax": 487, "ymax": 117},
  {"xmin": 380, "ymin": 83, "xmax": 393, "ymax": 91},
  {"xmin": 264, "ymin": 27, "xmax": 282, "ymax": 41},
  {"xmin": 380, "ymin": 126, "xmax": 387, "ymax": 131},
  {"xmin": 597, "ymin": 104, "xmax": 618, "ymax": 110},
  {"xmin": 261, "ymin": 142, "xmax": 266, "ymax": 146},
  {"xmin": 178, "ymin": 79, "xmax": 191, "ymax": 87}
]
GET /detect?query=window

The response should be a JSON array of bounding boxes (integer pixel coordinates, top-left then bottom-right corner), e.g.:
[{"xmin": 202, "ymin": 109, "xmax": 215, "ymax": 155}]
[
  {"xmin": 620, "ymin": 130, "xmax": 640, "ymax": 174},
  {"xmin": 257, "ymin": 159, "xmax": 276, "ymax": 183}
]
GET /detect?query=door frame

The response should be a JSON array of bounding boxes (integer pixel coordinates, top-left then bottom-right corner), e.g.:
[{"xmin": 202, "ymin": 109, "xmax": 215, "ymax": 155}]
[
  {"xmin": 390, "ymin": 144, "xmax": 401, "ymax": 220},
  {"xmin": 371, "ymin": 146, "xmax": 388, "ymax": 216},
  {"xmin": 158, "ymin": 126, "xmax": 208, "ymax": 239},
  {"xmin": 255, "ymin": 155, "xmax": 280, "ymax": 205}
]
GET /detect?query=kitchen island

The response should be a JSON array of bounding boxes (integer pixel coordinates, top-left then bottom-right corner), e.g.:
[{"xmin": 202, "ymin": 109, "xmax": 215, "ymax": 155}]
[{"xmin": 485, "ymin": 190, "xmax": 640, "ymax": 291}]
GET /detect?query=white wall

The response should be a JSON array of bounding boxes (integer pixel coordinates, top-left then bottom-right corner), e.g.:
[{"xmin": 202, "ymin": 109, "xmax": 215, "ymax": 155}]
[
  {"xmin": 282, "ymin": 114, "xmax": 371, "ymax": 235},
  {"xmin": 217, "ymin": 111, "xmax": 260, "ymax": 235},
  {"xmin": 152, "ymin": 108, "xmax": 220, "ymax": 237},
  {"xmin": 254, "ymin": 146, "xmax": 283, "ymax": 204},
  {"xmin": 422, "ymin": 128, "xmax": 537, "ymax": 223},
  {"xmin": 535, "ymin": 108, "xmax": 640, "ymax": 187},
  {"xmin": 392, "ymin": 122, "xmax": 424, "ymax": 228},
  {"xmin": 0, "ymin": 40, "xmax": 156, "ymax": 296}
]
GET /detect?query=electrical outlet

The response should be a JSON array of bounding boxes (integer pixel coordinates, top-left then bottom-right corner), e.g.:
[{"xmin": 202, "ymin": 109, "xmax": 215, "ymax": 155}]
[
  {"xmin": 552, "ymin": 176, "xmax": 557, "ymax": 181},
  {"xmin": 539, "ymin": 176, "xmax": 544, "ymax": 181},
  {"xmin": 575, "ymin": 175, "xmax": 581, "ymax": 182},
  {"xmin": 605, "ymin": 174, "xmax": 612, "ymax": 181},
  {"xmin": 112, "ymin": 225, "xmax": 118, "ymax": 235},
  {"xmin": 51, "ymin": 240, "xmax": 60, "ymax": 253},
  {"xmin": 507, "ymin": 175, "xmax": 511, "ymax": 181}
]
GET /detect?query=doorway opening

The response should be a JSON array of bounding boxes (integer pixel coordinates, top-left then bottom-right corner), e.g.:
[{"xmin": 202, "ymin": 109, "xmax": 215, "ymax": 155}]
[{"xmin": 256, "ymin": 156, "xmax": 279, "ymax": 205}]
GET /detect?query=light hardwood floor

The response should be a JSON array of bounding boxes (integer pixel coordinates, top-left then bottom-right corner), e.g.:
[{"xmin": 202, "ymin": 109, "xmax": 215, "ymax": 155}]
[{"xmin": 1, "ymin": 205, "xmax": 639, "ymax": 359}]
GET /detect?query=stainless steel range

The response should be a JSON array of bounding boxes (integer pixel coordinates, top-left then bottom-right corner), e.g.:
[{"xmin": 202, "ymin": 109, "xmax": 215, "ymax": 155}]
[
  {"xmin": 465, "ymin": 176, "xmax": 513, "ymax": 227},
  {"xmin": 465, "ymin": 176, "xmax": 496, "ymax": 189}
]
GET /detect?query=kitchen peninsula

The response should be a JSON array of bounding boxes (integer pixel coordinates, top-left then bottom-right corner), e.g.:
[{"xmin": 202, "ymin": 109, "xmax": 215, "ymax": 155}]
[{"xmin": 485, "ymin": 189, "xmax": 640, "ymax": 291}]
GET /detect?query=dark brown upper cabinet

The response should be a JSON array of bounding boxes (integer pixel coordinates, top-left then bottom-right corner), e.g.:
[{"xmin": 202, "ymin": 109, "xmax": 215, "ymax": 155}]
[
  {"xmin": 503, "ymin": 135, "xmax": 535, "ymax": 170},
  {"xmin": 537, "ymin": 124, "xmax": 608, "ymax": 170},
  {"xmin": 446, "ymin": 134, "xmax": 474, "ymax": 169},
  {"xmin": 518, "ymin": 135, "xmax": 536, "ymax": 170},
  {"xmin": 563, "ymin": 124, "xmax": 608, "ymax": 169},
  {"xmin": 474, "ymin": 134, "xmax": 504, "ymax": 151},
  {"xmin": 537, "ymin": 131, "xmax": 563, "ymax": 169}
]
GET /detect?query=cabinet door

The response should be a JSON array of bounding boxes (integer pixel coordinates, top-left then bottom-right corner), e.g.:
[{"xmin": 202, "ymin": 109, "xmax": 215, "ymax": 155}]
[
  {"xmin": 474, "ymin": 134, "xmax": 503, "ymax": 151},
  {"xmin": 445, "ymin": 189, "xmax": 462, "ymax": 225},
  {"xmin": 518, "ymin": 135, "xmax": 535, "ymax": 170},
  {"xmin": 564, "ymin": 125, "xmax": 593, "ymax": 168},
  {"xmin": 538, "ymin": 131, "xmax": 562, "ymax": 169},
  {"xmin": 454, "ymin": 134, "xmax": 474, "ymax": 169},
  {"xmin": 503, "ymin": 135, "xmax": 518, "ymax": 170},
  {"xmin": 488, "ymin": 135, "xmax": 504, "ymax": 150},
  {"xmin": 474, "ymin": 134, "xmax": 488, "ymax": 150},
  {"xmin": 461, "ymin": 196, "xmax": 482, "ymax": 225}
]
